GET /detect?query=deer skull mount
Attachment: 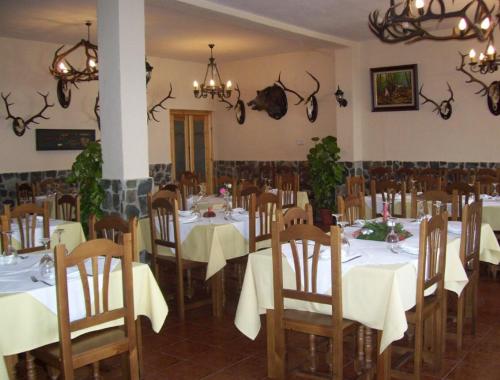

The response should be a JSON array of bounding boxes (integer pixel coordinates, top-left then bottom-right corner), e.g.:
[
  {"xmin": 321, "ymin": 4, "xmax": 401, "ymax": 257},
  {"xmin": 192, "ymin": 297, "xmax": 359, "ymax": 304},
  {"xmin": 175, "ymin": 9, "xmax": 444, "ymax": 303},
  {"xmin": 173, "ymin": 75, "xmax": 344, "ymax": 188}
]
[
  {"xmin": 94, "ymin": 93, "xmax": 100, "ymax": 130},
  {"xmin": 419, "ymin": 83, "xmax": 455, "ymax": 120},
  {"xmin": 247, "ymin": 72, "xmax": 304, "ymax": 120},
  {"xmin": 1, "ymin": 92, "xmax": 54, "ymax": 136},
  {"xmin": 219, "ymin": 85, "xmax": 246, "ymax": 125},
  {"xmin": 305, "ymin": 71, "xmax": 320, "ymax": 123},
  {"xmin": 457, "ymin": 52, "xmax": 500, "ymax": 116}
]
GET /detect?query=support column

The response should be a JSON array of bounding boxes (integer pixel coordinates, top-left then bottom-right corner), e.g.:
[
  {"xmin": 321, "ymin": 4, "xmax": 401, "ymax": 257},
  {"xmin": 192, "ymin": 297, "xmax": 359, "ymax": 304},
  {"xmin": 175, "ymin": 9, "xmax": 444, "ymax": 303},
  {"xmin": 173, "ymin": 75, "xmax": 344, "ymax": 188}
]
[{"xmin": 97, "ymin": 0, "xmax": 152, "ymax": 218}]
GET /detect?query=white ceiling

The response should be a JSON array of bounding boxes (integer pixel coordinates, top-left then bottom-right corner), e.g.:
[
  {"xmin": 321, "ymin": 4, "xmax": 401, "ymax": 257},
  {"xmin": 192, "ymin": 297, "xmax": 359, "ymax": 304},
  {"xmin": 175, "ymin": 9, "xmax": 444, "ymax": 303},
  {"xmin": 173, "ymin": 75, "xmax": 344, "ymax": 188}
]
[{"xmin": 0, "ymin": 0, "xmax": 496, "ymax": 62}]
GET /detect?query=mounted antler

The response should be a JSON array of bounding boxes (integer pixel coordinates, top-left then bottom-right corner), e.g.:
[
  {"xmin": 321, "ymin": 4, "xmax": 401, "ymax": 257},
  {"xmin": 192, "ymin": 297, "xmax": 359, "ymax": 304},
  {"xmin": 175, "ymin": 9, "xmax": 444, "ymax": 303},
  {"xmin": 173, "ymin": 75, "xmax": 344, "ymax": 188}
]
[
  {"xmin": 305, "ymin": 71, "xmax": 320, "ymax": 102},
  {"xmin": 219, "ymin": 98, "xmax": 234, "ymax": 110},
  {"xmin": 456, "ymin": 52, "xmax": 489, "ymax": 96},
  {"xmin": 369, "ymin": 0, "xmax": 495, "ymax": 44},
  {"xmin": 1, "ymin": 92, "xmax": 54, "ymax": 136},
  {"xmin": 94, "ymin": 93, "xmax": 100, "ymax": 130},
  {"xmin": 419, "ymin": 83, "xmax": 455, "ymax": 120},
  {"xmin": 305, "ymin": 71, "xmax": 321, "ymax": 123},
  {"xmin": 148, "ymin": 83, "xmax": 175, "ymax": 122},
  {"xmin": 276, "ymin": 72, "xmax": 304, "ymax": 105}
]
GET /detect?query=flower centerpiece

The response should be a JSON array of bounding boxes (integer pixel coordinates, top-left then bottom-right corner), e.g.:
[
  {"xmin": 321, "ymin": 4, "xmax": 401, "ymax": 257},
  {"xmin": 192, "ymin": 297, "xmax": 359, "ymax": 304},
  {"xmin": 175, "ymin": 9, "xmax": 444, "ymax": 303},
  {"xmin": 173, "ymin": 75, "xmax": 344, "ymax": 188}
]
[
  {"xmin": 219, "ymin": 183, "xmax": 232, "ymax": 212},
  {"xmin": 354, "ymin": 221, "xmax": 412, "ymax": 242}
]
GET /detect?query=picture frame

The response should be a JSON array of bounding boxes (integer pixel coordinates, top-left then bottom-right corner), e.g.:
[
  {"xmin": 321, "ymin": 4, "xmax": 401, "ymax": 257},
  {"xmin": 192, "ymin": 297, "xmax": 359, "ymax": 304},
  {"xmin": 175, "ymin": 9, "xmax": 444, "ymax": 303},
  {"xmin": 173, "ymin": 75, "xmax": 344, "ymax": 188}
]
[{"xmin": 370, "ymin": 64, "xmax": 419, "ymax": 112}]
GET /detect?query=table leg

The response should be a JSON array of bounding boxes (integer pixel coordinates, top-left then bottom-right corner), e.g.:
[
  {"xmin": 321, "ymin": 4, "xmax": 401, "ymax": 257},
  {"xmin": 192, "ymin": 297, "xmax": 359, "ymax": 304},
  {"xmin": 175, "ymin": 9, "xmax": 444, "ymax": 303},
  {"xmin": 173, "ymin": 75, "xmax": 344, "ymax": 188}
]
[
  {"xmin": 26, "ymin": 351, "xmax": 36, "ymax": 380},
  {"xmin": 266, "ymin": 309, "xmax": 276, "ymax": 379},
  {"xmin": 4, "ymin": 355, "xmax": 18, "ymax": 380},
  {"xmin": 376, "ymin": 331, "xmax": 391, "ymax": 380},
  {"xmin": 211, "ymin": 271, "xmax": 223, "ymax": 318}
]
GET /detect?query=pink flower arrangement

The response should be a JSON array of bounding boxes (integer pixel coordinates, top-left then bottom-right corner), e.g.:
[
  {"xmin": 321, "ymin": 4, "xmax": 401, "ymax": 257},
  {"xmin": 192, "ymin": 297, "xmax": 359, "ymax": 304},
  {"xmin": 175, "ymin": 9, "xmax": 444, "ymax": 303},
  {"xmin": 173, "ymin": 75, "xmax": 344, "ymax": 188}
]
[{"xmin": 219, "ymin": 187, "xmax": 227, "ymax": 195}]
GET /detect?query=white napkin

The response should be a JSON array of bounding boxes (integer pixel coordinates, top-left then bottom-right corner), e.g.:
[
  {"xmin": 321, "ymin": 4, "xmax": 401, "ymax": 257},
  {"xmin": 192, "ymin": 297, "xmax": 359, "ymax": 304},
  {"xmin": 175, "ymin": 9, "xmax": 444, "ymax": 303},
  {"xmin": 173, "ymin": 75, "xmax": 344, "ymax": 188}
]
[
  {"xmin": 232, "ymin": 207, "xmax": 246, "ymax": 214},
  {"xmin": 447, "ymin": 221, "xmax": 462, "ymax": 235},
  {"xmin": 231, "ymin": 211, "xmax": 249, "ymax": 222},
  {"xmin": 178, "ymin": 210, "xmax": 193, "ymax": 217}
]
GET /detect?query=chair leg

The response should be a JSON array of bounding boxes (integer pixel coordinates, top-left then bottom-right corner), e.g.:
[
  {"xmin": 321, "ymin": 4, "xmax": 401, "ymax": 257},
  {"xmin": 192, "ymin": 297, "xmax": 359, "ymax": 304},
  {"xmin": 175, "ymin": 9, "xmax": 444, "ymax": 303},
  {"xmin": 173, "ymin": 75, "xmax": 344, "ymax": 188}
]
[
  {"xmin": 4, "ymin": 355, "xmax": 18, "ymax": 380},
  {"xmin": 92, "ymin": 362, "xmax": 100, "ymax": 380},
  {"xmin": 274, "ymin": 323, "xmax": 286, "ymax": 380},
  {"xmin": 471, "ymin": 278, "xmax": 478, "ymax": 336},
  {"xmin": 457, "ymin": 293, "xmax": 465, "ymax": 351},
  {"xmin": 186, "ymin": 269, "xmax": 194, "ymax": 299},
  {"xmin": 26, "ymin": 351, "xmax": 36, "ymax": 380},
  {"xmin": 434, "ymin": 306, "xmax": 444, "ymax": 372},
  {"xmin": 177, "ymin": 266, "xmax": 185, "ymax": 321},
  {"xmin": 135, "ymin": 318, "xmax": 144, "ymax": 379},
  {"xmin": 413, "ymin": 322, "xmax": 423, "ymax": 380},
  {"xmin": 308, "ymin": 335, "xmax": 317, "ymax": 373},
  {"xmin": 331, "ymin": 333, "xmax": 343, "ymax": 379}
]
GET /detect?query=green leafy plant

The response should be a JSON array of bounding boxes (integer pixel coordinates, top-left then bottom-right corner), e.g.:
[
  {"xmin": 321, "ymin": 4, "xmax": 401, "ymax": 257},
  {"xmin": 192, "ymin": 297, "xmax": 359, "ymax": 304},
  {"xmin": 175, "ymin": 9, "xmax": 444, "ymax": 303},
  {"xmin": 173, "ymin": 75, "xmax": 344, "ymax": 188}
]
[
  {"xmin": 307, "ymin": 136, "xmax": 345, "ymax": 211},
  {"xmin": 67, "ymin": 142, "xmax": 105, "ymax": 234},
  {"xmin": 355, "ymin": 221, "xmax": 412, "ymax": 242}
]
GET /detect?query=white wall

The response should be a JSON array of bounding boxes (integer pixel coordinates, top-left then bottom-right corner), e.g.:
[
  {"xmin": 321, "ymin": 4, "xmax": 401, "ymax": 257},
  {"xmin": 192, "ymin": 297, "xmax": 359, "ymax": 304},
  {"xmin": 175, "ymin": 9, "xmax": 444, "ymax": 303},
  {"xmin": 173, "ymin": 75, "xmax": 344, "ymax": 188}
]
[
  {"xmin": 0, "ymin": 36, "xmax": 214, "ymax": 174},
  {"xmin": 352, "ymin": 39, "xmax": 500, "ymax": 162},
  {"xmin": 213, "ymin": 49, "xmax": 337, "ymax": 161}
]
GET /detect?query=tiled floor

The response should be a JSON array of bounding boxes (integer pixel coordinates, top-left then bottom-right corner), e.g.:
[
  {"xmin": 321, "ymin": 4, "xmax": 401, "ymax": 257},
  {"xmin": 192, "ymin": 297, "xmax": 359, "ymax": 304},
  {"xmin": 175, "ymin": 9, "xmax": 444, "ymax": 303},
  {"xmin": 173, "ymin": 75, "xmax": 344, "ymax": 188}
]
[{"xmin": 15, "ymin": 268, "xmax": 500, "ymax": 379}]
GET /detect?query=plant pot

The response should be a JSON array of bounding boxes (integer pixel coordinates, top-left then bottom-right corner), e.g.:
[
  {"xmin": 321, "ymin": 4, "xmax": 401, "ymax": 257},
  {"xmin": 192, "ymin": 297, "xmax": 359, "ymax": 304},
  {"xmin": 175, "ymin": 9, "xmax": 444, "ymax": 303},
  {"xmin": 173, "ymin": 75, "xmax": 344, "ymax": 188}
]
[{"xmin": 318, "ymin": 208, "xmax": 333, "ymax": 226}]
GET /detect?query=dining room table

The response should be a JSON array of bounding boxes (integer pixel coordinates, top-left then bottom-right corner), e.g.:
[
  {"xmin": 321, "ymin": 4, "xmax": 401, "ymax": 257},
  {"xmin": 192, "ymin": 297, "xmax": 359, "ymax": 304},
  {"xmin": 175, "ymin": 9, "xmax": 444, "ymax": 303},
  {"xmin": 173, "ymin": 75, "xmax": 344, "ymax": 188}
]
[
  {"xmin": 0, "ymin": 250, "xmax": 168, "ymax": 380},
  {"xmin": 234, "ymin": 217, "xmax": 497, "ymax": 379}
]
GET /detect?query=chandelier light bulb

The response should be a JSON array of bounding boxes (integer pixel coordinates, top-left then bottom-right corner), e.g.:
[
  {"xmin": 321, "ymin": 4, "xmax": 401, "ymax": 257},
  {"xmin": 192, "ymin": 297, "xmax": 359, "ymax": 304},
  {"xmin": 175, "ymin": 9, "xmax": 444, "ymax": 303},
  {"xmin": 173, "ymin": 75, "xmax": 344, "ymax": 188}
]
[
  {"xmin": 458, "ymin": 18, "xmax": 467, "ymax": 31},
  {"xmin": 487, "ymin": 44, "xmax": 496, "ymax": 57},
  {"xmin": 193, "ymin": 80, "xmax": 199, "ymax": 89},
  {"xmin": 415, "ymin": 0, "xmax": 425, "ymax": 9},
  {"xmin": 226, "ymin": 80, "xmax": 232, "ymax": 89},
  {"xmin": 209, "ymin": 79, "xmax": 215, "ymax": 87},
  {"xmin": 58, "ymin": 62, "xmax": 68, "ymax": 73},
  {"xmin": 479, "ymin": 52, "xmax": 486, "ymax": 61},
  {"xmin": 469, "ymin": 49, "xmax": 476, "ymax": 58},
  {"xmin": 480, "ymin": 17, "xmax": 490, "ymax": 30},
  {"xmin": 88, "ymin": 58, "xmax": 96, "ymax": 68}
]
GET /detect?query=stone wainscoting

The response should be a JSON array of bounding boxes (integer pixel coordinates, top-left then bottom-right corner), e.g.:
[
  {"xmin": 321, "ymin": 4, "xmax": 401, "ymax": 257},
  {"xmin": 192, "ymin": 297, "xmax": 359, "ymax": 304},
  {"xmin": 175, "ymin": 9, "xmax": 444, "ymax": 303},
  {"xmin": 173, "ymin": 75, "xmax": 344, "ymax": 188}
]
[
  {"xmin": 101, "ymin": 178, "xmax": 153, "ymax": 219},
  {"xmin": 0, "ymin": 163, "xmax": 172, "ymax": 207}
]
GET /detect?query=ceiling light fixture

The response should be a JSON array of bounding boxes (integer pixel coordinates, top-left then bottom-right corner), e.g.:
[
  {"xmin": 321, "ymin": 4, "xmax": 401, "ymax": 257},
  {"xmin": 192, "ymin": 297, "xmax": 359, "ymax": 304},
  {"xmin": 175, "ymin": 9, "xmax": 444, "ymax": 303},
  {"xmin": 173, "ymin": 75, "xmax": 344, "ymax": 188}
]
[
  {"xmin": 193, "ymin": 44, "xmax": 232, "ymax": 100},
  {"xmin": 368, "ymin": 0, "xmax": 496, "ymax": 44},
  {"xmin": 466, "ymin": 38, "xmax": 499, "ymax": 73}
]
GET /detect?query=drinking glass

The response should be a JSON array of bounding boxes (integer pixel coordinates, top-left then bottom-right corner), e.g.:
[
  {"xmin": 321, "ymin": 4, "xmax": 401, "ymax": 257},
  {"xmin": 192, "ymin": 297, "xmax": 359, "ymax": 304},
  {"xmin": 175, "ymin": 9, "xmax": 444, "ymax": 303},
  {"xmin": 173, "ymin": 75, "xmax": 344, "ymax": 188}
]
[
  {"xmin": 1, "ymin": 231, "xmax": 17, "ymax": 265},
  {"xmin": 492, "ymin": 183, "xmax": 498, "ymax": 198},
  {"xmin": 337, "ymin": 220, "xmax": 350, "ymax": 256},
  {"xmin": 417, "ymin": 200, "xmax": 426, "ymax": 223},
  {"xmin": 386, "ymin": 217, "xmax": 400, "ymax": 253},
  {"xmin": 39, "ymin": 254, "xmax": 55, "ymax": 281},
  {"xmin": 54, "ymin": 229, "xmax": 69, "ymax": 255},
  {"xmin": 331, "ymin": 213, "xmax": 342, "ymax": 226}
]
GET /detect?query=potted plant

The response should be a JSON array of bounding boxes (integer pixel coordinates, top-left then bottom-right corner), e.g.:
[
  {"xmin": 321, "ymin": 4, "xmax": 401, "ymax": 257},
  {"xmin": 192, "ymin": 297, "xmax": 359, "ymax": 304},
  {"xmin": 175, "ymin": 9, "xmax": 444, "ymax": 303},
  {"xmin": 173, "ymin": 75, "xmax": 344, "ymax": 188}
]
[
  {"xmin": 67, "ymin": 142, "xmax": 105, "ymax": 234},
  {"xmin": 307, "ymin": 136, "xmax": 345, "ymax": 226}
]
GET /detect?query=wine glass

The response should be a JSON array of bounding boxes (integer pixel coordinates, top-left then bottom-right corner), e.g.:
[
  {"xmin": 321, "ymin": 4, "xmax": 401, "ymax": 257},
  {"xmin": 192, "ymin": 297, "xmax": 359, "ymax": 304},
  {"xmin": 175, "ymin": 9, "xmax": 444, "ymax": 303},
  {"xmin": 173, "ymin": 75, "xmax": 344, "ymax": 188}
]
[
  {"xmin": 386, "ymin": 217, "xmax": 400, "ymax": 253},
  {"xmin": 337, "ymin": 220, "xmax": 350, "ymax": 256},
  {"xmin": 492, "ymin": 183, "xmax": 498, "ymax": 198},
  {"xmin": 1, "ymin": 231, "xmax": 17, "ymax": 265},
  {"xmin": 39, "ymin": 254, "xmax": 55, "ymax": 281},
  {"xmin": 331, "ymin": 213, "xmax": 343, "ymax": 226},
  {"xmin": 417, "ymin": 200, "xmax": 426, "ymax": 223},
  {"xmin": 54, "ymin": 229, "xmax": 69, "ymax": 255},
  {"xmin": 40, "ymin": 237, "xmax": 50, "ymax": 250}
]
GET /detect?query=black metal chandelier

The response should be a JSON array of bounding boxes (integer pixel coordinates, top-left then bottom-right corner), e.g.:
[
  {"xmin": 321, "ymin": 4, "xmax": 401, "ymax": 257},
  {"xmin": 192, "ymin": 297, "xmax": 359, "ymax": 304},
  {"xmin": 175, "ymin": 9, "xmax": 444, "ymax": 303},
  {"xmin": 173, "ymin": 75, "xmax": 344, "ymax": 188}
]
[
  {"xmin": 466, "ymin": 38, "xmax": 499, "ymax": 73},
  {"xmin": 193, "ymin": 44, "xmax": 232, "ymax": 100},
  {"xmin": 368, "ymin": 0, "xmax": 497, "ymax": 44}
]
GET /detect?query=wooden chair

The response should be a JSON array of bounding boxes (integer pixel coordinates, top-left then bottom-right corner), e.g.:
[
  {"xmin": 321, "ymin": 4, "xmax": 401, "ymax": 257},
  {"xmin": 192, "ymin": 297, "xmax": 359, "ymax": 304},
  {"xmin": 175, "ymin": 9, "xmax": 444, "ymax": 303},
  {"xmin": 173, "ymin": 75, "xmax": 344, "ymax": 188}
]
[
  {"xmin": 391, "ymin": 213, "xmax": 448, "ymax": 379},
  {"xmin": 233, "ymin": 185, "xmax": 260, "ymax": 210},
  {"xmin": 370, "ymin": 179, "xmax": 407, "ymax": 219},
  {"xmin": 37, "ymin": 178, "xmax": 62, "ymax": 195},
  {"xmin": 147, "ymin": 190, "xmax": 209, "ymax": 321},
  {"xmin": 237, "ymin": 165, "xmax": 255, "ymax": 183},
  {"xmin": 476, "ymin": 175, "xmax": 497, "ymax": 195},
  {"xmin": 271, "ymin": 223, "xmax": 358, "ymax": 379},
  {"xmin": 179, "ymin": 171, "xmax": 199, "ymax": 182},
  {"xmin": 159, "ymin": 183, "xmax": 178, "ymax": 192},
  {"xmin": 420, "ymin": 167, "xmax": 447, "ymax": 178},
  {"xmin": 258, "ymin": 162, "xmax": 275, "ymax": 187},
  {"xmin": 0, "ymin": 214, "xmax": 8, "ymax": 252},
  {"xmin": 369, "ymin": 166, "xmax": 392, "ymax": 180},
  {"xmin": 32, "ymin": 235, "xmax": 139, "ymax": 380},
  {"xmin": 249, "ymin": 192, "xmax": 281, "ymax": 253},
  {"xmin": 451, "ymin": 201, "xmax": 482, "ymax": 351},
  {"xmin": 445, "ymin": 182, "xmax": 479, "ymax": 220},
  {"xmin": 276, "ymin": 173, "xmax": 299, "ymax": 209},
  {"xmin": 346, "ymin": 175, "xmax": 365, "ymax": 196},
  {"xmin": 412, "ymin": 175, "xmax": 442, "ymax": 192},
  {"xmin": 214, "ymin": 175, "xmax": 236, "ymax": 193},
  {"xmin": 55, "ymin": 194, "xmax": 80, "ymax": 222},
  {"xmin": 395, "ymin": 167, "xmax": 415, "ymax": 185},
  {"xmin": 15, "ymin": 182, "xmax": 36, "ymax": 205},
  {"xmin": 5, "ymin": 202, "xmax": 50, "ymax": 254},
  {"xmin": 411, "ymin": 190, "xmax": 459, "ymax": 221},
  {"xmin": 277, "ymin": 204, "xmax": 313, "ymax": 229},
  {"xmin": 178, "ymin": 176, "xmax": 200, "ymax": 211},
  {"xmin": 337, "ymin": 193, "xmax": 366, "ymax": 225}
]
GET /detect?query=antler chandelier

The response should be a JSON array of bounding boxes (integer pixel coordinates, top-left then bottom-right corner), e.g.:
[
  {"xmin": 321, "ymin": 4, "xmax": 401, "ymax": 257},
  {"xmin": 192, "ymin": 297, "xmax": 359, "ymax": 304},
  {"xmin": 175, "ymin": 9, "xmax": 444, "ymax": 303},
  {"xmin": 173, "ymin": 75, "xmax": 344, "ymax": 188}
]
[
  {"xmin": 368, "ymin": 0, "xmax": 497, "ymax": 44},
  {"xmin": 193, "ymin": 44, "xmax": 232, "ymax": 100},
  {"xmin": 466, "ymin": 39, "xmax": 499, "ymax": 73}
]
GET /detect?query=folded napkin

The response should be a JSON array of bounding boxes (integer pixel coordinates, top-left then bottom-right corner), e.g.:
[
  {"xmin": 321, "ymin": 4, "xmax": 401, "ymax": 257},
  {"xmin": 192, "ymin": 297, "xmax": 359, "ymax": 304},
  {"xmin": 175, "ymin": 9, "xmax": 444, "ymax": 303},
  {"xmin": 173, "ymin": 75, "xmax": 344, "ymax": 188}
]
[
  {"xmin": 230, "ymin": 212, "xmax": 248, "ymax": 222},
  {"xmin": 178, "ymin": 210, "xmax": 193, "ymax": 217},
  {"xmin": 447, "ymin": 221, "xmax": 462, "ymax": 235},
  {"xmin": 232, "ymin": 207, "xmax": 246, "ymax": 213}
]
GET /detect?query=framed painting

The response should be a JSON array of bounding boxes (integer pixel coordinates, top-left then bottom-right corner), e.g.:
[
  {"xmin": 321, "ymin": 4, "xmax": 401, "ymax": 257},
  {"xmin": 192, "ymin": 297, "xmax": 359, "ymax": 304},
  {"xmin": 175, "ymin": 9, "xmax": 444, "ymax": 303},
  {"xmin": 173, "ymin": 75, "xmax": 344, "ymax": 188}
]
[{"xmin": 370, "ymin": 64, "xmax": 419, "ymax": 112}]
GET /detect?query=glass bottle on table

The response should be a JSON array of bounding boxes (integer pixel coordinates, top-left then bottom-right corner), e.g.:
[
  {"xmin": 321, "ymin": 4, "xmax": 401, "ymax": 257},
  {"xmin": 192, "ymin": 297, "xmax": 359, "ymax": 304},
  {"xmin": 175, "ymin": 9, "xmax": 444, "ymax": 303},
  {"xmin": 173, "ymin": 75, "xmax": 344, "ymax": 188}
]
[
  {"xmin": 1, "ymin": 231, "xmax": 17, "ymax": 265},
  {"xmin": 386, "ymin": 217, "xmax": 400, "ymax": 253}
]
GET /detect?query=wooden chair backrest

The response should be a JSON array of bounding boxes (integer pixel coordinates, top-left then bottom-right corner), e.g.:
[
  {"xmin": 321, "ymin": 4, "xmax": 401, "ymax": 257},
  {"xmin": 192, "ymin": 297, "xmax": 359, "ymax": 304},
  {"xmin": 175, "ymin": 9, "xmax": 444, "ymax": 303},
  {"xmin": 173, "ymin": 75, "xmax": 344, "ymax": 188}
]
[
  {"xmin": 55, "ymin": 194, "xmax": 81, "ymax": 222},
  {"xmin": 215, "ymin": 176, "xmax": 236, "ymax": 190},
  {"xmin": 7, "ymin": 201, "xmax": 50, "ymax": 253},
  {"xmin": 419, "ymin": 167, "xmax": 447, "ymax": 178},
  {"xmin": 249, "ymin": 192, "xmax": 281, "ymax": 252},
  {"xmin": 37, "ymin": 178, "xmax": 63, "ymax": 195},
  {"xmin": 277, "ymin": 204, "xmax": 313, "ymax": 229},
  {"xmin": 476, "ymin": 168, "xmax": 497, "ymax": 179},
  {"xmin": 394, "ymin": 167, "xmax": 414, "ymax": 182},
  {"xmin": 370, "ymin": 179, "xmax": 406, "ymax": 218},
  {"xmin": 476, "ymin": 175, "xmax": 497, "ymax": 195},
  {"xmin": 16, "ymin": 182, "xmax": 35, "ymax": 205},
  {"xmin": 446, "ymin": 182, "xmax": 479, "ymax": 219},
  {"xmin": 337, "ymin": 192, "xmax": 365, "ymax": 225},
  {"xmin": 179, "ymin": 177, "xmax": 200, "ymax": 211},
  {"xmin": 233, "ymin": 185, "xmax": 260, "ymax": 210},
  {"xmin": 276, "ymin": 174, "xmax": 299, "ymax": 208},
  {"xmin": 346, "ymin": 176, "xmax": 365, "ymax": 196},
  {"xmin": 413, "ymin": 175, "xmax": 442, "ymax": 192},
  {"xmin": 0, "ymin": 214, "xmax": 8, "ymax": 252},
  {"xmin": 88, "ymin": 213, "xmax": 138, "ymax": 261},
  {"xmin": 460, "ymin": 201, "xmax": 482, "ymax": 279},
  {"xmin": 419, "ymin": 190, "xmax": 459, "ymax": 221},
  {"xmin": 259, "ymin": 163, "xmax": 275, "ymax": 187},
  {"xmin": 179, "ymin": 171, "xmax": 199, "ymax": 182},
  {"xmin": 369, "ymin": 166, "xmax": 392, "ymax": 180},
  {"xmin": 272, "ymin": 223, "xmax": 343, "ymax": 330},
  {"xmin": 54, "ymin": 235, "xmax": 138, "ymax": 378},
  {"xmin": 147, "ymin": 191, "xmax": 182, "ymax": 277},
  {"xmin": 159, "ymin": 183, "xmax": 179, "ymax": 192},
  {"xmin": 237, "ymin": 165, "xmax": 255, "ymax": 182},
  {"xmin": 447, "ymin": 169, "xmax": 469, "ymax": 184},
  {"xmin": 416, "ymin": 213, "xmax": 448, "ymax": 313}
]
